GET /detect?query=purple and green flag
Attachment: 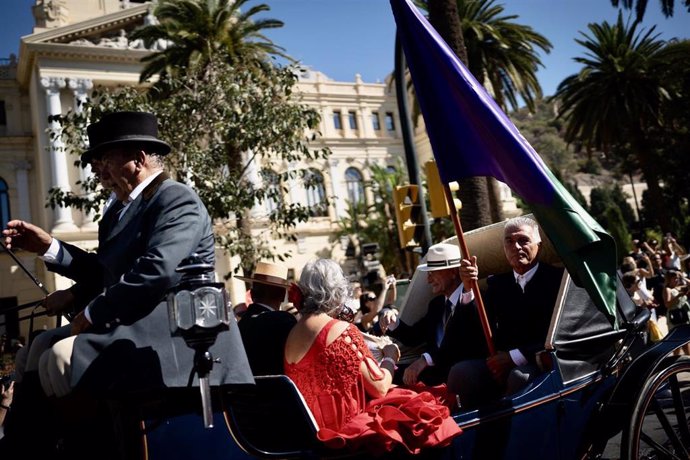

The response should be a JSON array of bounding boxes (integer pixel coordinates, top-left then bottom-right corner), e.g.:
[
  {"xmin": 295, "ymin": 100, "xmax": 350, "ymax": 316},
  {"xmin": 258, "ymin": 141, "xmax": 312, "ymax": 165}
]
[{"xmin": 390, "ymin": 0, "xmax": 618, "ymax": 321}]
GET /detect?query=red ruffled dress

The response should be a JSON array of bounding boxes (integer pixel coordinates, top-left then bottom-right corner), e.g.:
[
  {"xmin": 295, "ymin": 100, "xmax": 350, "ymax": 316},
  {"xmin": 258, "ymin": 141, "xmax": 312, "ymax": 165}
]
[{"xmin": 284, "ymin": 319, "xmax": 462, "ymax": 456}]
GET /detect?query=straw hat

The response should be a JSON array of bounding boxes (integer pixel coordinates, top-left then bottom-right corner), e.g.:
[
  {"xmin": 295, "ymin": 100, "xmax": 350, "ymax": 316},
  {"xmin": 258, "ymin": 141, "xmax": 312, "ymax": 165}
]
[
  {"xmin": 235, "ymin": 261, "xmax": 290, "ymax": 287},
  {"xmin": 417, "ymin": 243, "xmax": 462, "ymax": 272}
]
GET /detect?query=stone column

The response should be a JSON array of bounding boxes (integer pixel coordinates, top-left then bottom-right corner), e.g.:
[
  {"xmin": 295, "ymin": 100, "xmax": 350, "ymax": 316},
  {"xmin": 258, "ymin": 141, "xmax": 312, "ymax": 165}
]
[
  {"xmin": 14, "ymin": 161, "xmax": 32, "ymax": 221},
  {"xmin": 341, "ymin": 106, "xmax": 352, "ymax": 138},
  {"xmin": 68, "ymin": 78, "xmax": 96, "ymax": 230},
  {"xmin": 328, "ymin": 159, "xmax": 345, "ymax": 220},
  {"xmin": 41, "ymin": 76, "xmax": 77, "ymax": 232},
  {"xmin": 360, "ymin": 107, "xmax": 374, "ymax": 139}
]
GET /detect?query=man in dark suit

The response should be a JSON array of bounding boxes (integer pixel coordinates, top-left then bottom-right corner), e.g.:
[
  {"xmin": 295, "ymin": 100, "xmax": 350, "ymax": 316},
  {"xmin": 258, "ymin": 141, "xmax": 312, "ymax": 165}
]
[
  {"xmin": 2, "ymin": 112, "xmax": 253, "ymax": 454},
  {"xmin": 448, "ymin": 216, "xmax": 564, "ymax": 408},
  {"xmin": 2, "ymin": 157, "xmax": 122, "ymax": 452},
  {"xmin": 37, "ymin": 111, "xmax": 253, "ymax": 397},
  {"xmin": 379, "ymin": 243, "xmax": 488, "ymax": 386},
  {"xmin": 236, "ymin": 261, "xmax": 296, "ymax": 375}
]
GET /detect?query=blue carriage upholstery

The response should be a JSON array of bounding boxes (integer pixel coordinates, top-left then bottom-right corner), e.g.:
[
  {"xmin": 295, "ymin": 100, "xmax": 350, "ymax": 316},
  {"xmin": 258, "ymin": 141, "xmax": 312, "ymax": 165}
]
[{"xmin": 222, "ymin": 375, "xmax": 322, "ymax": 458}]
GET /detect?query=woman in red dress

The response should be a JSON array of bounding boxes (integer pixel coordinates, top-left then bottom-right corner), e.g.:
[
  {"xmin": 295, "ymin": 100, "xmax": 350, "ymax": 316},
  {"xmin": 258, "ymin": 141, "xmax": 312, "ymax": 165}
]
[{"xmin": 284, "ymin": 259, "xmax": 462, "ymax": 456}]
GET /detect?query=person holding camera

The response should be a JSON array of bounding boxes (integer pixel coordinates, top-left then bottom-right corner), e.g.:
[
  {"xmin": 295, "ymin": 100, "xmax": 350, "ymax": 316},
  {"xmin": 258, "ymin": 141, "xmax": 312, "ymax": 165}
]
[
  {"xmin": 662, "ymin": 235, "xmax": 686, "ymax": 271},
  {"xmin": 356, "ymin": 275, "xmax": 397, "ymax": 333},
  {"xmin": 663, "ymin": 270, "xmax": 690, "ymax": 355}
]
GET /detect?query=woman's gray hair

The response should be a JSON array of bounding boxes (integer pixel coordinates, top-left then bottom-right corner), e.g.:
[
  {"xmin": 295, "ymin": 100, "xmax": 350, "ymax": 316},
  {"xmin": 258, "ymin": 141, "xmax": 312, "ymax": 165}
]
[
  {"xmin": 504, "ymin": 216, "xmax": 541, "ymax": 243},
  {"xmin": 298, "ymin": 259, "xmax": 351, "ymax": 315}
]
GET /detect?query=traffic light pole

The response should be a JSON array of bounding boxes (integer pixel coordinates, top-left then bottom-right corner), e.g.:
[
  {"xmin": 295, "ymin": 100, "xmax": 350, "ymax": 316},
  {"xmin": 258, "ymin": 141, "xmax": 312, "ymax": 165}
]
[{"xmin": 395, "ymin": 32, "xmax": 432, "ymax": 255}]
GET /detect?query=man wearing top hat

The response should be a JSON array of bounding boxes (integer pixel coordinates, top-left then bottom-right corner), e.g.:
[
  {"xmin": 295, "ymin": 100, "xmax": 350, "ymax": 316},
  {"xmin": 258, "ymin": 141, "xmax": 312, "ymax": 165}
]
[
  {"xmin": 1, "ymin": 111, "xmax": 253, "ymax": 455},
  {"xmin": 237, "ymin": 261, "xmax": 297, "ymax": 375},
  {"xmin": 379, "ymin": 242, "xmax": 488, "ymax": 386}
]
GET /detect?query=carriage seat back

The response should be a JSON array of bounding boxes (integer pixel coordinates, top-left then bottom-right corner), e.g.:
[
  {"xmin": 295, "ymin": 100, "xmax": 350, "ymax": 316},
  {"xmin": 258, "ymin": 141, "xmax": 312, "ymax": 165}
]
[
  {"xmin": 223, "ymin": 375, "xmax": 320, "ymax": 458},
  {"xmin": 400, "ymin": 215, "xmax": 561, "ymax": 324}
]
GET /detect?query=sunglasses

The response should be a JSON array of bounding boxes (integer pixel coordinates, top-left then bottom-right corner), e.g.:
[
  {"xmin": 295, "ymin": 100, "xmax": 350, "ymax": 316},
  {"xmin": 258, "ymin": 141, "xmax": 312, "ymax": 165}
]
[{"xmin": 366, "ymin": 296, "xmax": 376, "ymax": 301}]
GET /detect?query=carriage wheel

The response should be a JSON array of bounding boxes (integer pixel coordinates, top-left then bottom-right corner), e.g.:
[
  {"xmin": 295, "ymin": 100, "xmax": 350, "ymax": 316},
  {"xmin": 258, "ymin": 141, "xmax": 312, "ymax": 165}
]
[{"xmin": 623, "ymin": 356, "xmax": 690, "ymax": 460}]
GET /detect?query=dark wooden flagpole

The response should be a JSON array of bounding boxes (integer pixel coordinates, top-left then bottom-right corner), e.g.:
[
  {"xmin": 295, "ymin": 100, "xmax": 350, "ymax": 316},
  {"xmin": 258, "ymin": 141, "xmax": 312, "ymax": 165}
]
[{"xmin": 443, "ymin": 183, "xmax": 495, "ymax": 356}]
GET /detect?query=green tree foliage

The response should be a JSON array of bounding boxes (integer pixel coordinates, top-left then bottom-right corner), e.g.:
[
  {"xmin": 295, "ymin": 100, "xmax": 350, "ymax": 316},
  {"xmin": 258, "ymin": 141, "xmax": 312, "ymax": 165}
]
[
  {"xmin": 48, "ymin": 55, "xmax": 329, "ymax": 274},
  {"xmin": 511, "ymin": 100, "xmax": 578, "ymax": 178},
  {"xmin": 336, "ymin": 161, "xmax": 413, "ymax": 277},
  {"xmin": 553, "ymin": 13, "xmax": 690, "ymax": 232},
  {"xmin": 589, "ymin": 185, "xmax": 636, "ymax": 225},
  {"xmin": 452, "ymin": 0, "xmax": 552, "ymax": 112},
  {"xmin": 130, "ymin": 0, "xmax": 288, "ymax": 83},
  {"xmin": 604, "ymin": 206, "xmax": 633, "ymax": 261},
  {"xmin": 610, "ymin": 0, "xmax": 690, "ymax": 22},
  {"xmin": 589, "ymin": 184, "xmax": 635, "ymax": 259}
]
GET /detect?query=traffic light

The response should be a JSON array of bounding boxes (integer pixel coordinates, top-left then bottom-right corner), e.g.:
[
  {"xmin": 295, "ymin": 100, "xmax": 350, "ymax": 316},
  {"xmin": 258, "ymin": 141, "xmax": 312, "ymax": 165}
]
[
  {"xmin": 393, "ymin": 185, "xmax": 424, "ymax": 248},
  {"xmin": 424, "ymin": 160, "xmax": 462, "ymax": 218},
  {"xmin": 425, "ymin": 160, "xmax": 449, "ymax": 218}
]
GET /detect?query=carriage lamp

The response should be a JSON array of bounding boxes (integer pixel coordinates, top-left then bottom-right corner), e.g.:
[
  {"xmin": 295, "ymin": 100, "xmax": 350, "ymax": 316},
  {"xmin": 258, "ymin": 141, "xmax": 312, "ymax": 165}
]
[{"xmin": 167, "ymin": 254, "xmax": 231, "ymax": 428}]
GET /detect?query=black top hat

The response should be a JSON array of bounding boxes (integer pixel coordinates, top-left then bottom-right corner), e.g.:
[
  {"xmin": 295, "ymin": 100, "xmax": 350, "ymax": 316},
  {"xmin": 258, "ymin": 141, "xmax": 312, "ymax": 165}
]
[{"xmin": 81, "ymin": 111, "xmax": 171, "ymax": 163}]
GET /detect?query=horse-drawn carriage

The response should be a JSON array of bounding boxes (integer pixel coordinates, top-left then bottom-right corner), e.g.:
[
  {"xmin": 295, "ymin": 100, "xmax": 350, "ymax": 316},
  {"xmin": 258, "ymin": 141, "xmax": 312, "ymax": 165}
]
[
  {"xmin": 118, "ymin": 219, "xmax": 689, "ymax": 460},
  {"xmin": 6, "ymin": 0, "xmax": 688, "ymax": 457}
]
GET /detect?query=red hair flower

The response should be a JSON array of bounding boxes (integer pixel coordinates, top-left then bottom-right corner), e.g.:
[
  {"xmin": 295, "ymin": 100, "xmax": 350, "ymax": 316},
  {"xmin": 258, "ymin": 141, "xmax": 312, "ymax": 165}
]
[{"xmin": 288, "ymin": 283, "xmax": 304, "ymax": 311}]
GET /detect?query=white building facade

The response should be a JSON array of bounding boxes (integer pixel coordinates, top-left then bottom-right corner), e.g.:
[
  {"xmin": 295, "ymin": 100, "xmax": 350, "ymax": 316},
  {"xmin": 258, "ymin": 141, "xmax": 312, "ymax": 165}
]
[{"xmin": 0, "ymin": 0, "xmax": 415, "ymax": 339}]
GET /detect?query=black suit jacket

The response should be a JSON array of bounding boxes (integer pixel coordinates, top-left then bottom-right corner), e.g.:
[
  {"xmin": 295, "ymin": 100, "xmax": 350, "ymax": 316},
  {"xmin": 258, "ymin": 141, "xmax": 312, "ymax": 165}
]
[
  {"xmin": 47, "ymin": 174, "xmax": 254, "ymax": 393},
  {"xmin": 45, "ymin": 199, "xmax": 121, "ymax": 314},
  {"xmin": 239, "ymin": 303, "xmax": 297, "ymax": 376},
  {"xmin": 485, "ymin": 263, "xmax": 564, "ymax": 364},
  {"xmin": 389, "ymin": 294, "xmax": 488, "ymax": 384}
]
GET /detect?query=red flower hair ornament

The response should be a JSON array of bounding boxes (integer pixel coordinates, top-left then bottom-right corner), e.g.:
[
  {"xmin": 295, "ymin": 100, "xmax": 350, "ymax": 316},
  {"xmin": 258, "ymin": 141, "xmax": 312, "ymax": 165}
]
[{"xmin": 288, "ymin": 283, "xmax": 304, "ymax": 311}]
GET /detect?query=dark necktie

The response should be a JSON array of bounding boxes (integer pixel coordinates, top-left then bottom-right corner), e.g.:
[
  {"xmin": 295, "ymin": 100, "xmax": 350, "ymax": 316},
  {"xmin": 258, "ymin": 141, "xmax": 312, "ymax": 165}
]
[
  {"xmin": 437, "ymin": 299, "xmax": 453, "ymax": 347},
  {"xmin": 443, "ymin": 299, "xmax": 453, "ymax": 328},
  {"xmin": 99, "ymin": 200, "xmax": 124, "ymax": 240}
]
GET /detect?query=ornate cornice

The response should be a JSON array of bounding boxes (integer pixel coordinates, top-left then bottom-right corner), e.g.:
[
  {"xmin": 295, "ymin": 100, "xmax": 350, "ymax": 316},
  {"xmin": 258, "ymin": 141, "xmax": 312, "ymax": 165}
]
[
  {"xmin": 25, "ymin": 4, "xmax": 150, "ymax": 45},
  {"xmin": 17, "ymin": 3, "xmax": 151, "ymax": 86}
]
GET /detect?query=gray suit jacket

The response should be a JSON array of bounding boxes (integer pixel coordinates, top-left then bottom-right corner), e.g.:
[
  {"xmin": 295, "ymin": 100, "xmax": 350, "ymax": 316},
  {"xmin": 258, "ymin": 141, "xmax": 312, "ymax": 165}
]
[{"xmin": 49, "ymin": 173, "xmax": 253, "ymax": 395}]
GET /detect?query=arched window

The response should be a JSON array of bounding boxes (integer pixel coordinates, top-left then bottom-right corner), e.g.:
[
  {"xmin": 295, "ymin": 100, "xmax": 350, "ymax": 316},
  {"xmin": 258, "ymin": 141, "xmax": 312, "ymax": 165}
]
[
  {"xmin": 304, "ymin": 169, "xmax": 328, "ymax": 217},
  {"xmin": 261, "ymin": 170, "xmax": 282, "ymax": 215},
  {"xmin": 345, "ymin": 167, "xmax": 366, "ymax": 207},
  {"xmin": 0, "ymin": 177, "xmax": 10, "ymax": 230}
]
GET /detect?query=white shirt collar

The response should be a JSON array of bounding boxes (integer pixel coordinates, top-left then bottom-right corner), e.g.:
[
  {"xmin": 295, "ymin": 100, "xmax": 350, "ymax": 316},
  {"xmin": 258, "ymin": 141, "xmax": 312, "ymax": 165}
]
[
  {"xmin": 117, "ymin": 171, "xmax": 164, "ymax": 220},
  {"xmin": 101, "ymin": 191, "xmax": 118, "ymax": 214},
  {"xmin": 127, "ymin": 170, "xmax": 164, "ymax": 204},
  {"xmin": 446, "ymin": 283, "xmax": 464, "ymax": 311},
  {"xmin": 514, "ymin": 262, "xmax": 540, "ymax": 291}
]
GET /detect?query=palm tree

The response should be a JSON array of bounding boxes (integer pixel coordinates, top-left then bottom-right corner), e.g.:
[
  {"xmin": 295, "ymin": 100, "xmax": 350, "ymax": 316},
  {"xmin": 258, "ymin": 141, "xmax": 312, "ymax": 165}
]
[
  {"xmin": 456, "ymin": 0, "xmax": 552, "ymax": 112},
  {"xmin": 130, "ymin": 0, "xmax": 288, "ymax": 82},
  {"xmin": 425, "ymin": 0, "xmax": 493, "ymax": 230},
  {"xmin": 610, "ymin": 0, "xmax": 690, "ymax": 22},
  {"xmin": 554, "ymin": 13, "xmax": 689, "ymax": 231}
]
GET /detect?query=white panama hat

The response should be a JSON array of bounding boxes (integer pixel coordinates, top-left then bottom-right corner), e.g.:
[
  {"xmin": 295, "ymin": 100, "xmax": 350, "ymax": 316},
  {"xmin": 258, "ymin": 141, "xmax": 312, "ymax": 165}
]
[{"xmin": 417, "ymin": 243, "xmax": 462, "ymax": 272}]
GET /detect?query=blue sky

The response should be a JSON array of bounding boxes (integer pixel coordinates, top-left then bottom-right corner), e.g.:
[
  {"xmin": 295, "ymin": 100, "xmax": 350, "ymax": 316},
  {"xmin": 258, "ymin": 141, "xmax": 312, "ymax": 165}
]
[{"xmin": 2, "ymin": 0, "xmax": 688, "ymax": 97}]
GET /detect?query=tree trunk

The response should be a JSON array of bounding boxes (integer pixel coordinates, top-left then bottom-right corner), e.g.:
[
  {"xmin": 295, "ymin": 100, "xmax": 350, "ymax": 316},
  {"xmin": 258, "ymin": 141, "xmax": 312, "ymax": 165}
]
[
  {"xmin": 632, "ymin": 134, "xmax": 671, "ymax": 232},
  {"xmin": 487, "ymin": 177, "xmax": 505, "ymax": 223},
  {"xmin": 428, "ymin": 0, "xmax": 492, "ymax": 230}
]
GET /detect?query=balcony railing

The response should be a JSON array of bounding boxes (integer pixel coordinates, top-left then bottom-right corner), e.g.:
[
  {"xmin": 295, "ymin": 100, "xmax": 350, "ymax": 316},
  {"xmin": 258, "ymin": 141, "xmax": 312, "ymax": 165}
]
[{"xmin": 0, "ymin": 56, "xmax": 18, "ymax": 80}]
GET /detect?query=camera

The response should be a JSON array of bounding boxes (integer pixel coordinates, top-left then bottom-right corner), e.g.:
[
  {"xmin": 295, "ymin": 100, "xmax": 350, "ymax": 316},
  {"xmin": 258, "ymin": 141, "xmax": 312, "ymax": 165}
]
[{"xmin": 1, "ymin": 372, "xmax": 14, "ymax": 391}]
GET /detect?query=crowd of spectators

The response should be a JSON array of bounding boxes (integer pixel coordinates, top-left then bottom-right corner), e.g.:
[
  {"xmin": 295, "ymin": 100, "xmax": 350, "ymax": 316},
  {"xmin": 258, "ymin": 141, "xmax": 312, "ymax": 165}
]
[{"xmin": 620, "ymin": 234, "xmax": 690, "ymax": 349}]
